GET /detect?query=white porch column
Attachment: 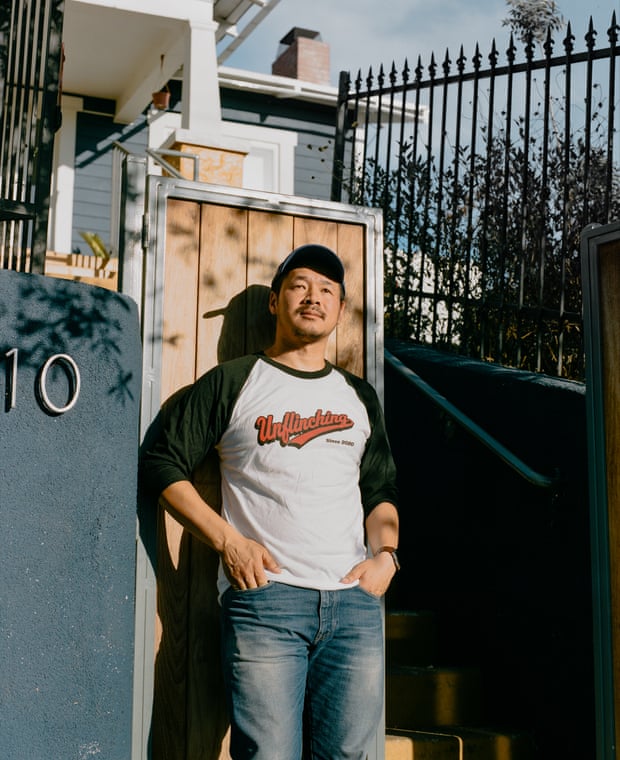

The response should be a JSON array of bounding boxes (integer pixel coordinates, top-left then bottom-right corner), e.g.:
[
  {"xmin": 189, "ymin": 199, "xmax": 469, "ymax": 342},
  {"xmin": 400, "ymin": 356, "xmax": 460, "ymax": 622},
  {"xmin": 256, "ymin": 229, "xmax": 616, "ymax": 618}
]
[
  {"xmin": 182, "ymin": 17, "xmax": 221, "ymax": 134},
  {"xmin": 48, "ymin": 95, "xmax": 83, "ymax": 254},
  {"xmin": 161, "ymin": 5, "xmax": 248, "ymax": 186}
]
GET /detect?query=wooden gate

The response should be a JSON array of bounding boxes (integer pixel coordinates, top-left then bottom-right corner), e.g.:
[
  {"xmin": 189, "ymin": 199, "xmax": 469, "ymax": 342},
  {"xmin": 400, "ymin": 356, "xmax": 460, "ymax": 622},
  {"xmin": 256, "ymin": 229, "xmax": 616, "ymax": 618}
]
[{"xmin": 134, "ymin": 178, "xmax": 385, "ymax": 760}]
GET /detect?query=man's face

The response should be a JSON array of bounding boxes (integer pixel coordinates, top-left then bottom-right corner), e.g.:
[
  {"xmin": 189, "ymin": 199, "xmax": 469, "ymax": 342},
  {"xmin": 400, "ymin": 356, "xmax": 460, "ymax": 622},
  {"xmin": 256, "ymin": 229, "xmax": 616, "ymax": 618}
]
[{"xmin": 269, "ymin": 267, "xmax": 345, "ymax": 345}]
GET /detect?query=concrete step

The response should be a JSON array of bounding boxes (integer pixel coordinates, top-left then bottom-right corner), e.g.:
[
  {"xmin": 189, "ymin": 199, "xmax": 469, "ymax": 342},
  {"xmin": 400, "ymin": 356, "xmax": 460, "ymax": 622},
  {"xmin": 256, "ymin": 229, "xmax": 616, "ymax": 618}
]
[
  {"xmin": 386, "ymin": 727, "xmax": 536, "ymax": 760},
  {"xmin": 386, "ymin": 665, "xmax": 484, "ymax": 729},
  {"xmin": 386, "ymin": 610, "xmax": 437, "ymax": 667},
  {"xmin": 386, "ymin": 730, "xmax": 455, "ymax": 760}
]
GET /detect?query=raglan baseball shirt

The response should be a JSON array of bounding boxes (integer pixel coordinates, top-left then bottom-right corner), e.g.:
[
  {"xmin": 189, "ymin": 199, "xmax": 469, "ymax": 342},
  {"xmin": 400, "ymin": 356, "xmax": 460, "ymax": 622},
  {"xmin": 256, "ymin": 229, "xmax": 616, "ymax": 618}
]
[{"xmin": 142, "ymin": 353, "xmax": 399, "ymax": 598}]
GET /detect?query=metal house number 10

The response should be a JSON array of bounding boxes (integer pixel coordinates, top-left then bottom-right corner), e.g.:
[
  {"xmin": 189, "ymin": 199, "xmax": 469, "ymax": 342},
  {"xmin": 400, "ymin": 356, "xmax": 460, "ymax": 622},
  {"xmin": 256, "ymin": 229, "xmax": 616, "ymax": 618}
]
[{"xmin": 4, "ymin": 348, "xmax": 81, "ymax": 414}]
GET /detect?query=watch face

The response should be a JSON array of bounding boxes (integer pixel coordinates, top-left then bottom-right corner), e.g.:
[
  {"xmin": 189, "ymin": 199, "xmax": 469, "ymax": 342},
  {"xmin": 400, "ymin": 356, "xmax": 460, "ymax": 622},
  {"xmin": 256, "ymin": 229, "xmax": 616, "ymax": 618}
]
[{"xmin": 391, "ymin": 551, "xmax": 401, "ymax": 571}]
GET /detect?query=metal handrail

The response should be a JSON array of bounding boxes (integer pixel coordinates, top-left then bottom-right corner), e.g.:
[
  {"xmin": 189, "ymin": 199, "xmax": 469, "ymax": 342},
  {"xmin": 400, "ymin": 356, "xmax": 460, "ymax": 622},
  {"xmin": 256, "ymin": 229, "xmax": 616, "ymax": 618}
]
[
  {"xmin": 112, "ymin": 141, "xmax": 131, "ymax": 156},
  {"xmin": 112, "ymin": 142, "xmax": 200, "ymax": 181},
  {"xmin": 385, "ymin": 349, "xmax": 560, "ymax": 490},
  {"xmin": 144, "ymin": 148, "xmax": 200, "ymax": 181}
]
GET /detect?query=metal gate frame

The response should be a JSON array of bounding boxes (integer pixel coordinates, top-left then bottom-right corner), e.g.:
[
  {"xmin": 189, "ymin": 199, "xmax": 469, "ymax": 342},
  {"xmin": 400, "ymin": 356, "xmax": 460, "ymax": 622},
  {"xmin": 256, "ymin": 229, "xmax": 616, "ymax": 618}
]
[{"xmin": 120, "ymin": 169, "xmax": 387, "ymax": 760}]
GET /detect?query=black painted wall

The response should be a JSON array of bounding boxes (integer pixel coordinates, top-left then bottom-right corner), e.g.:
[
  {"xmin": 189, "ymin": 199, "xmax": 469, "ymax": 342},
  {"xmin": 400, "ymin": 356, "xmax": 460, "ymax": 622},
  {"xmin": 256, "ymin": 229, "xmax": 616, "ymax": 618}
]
[
  {"xmin": 384, "ymin": 338, "xmax": 593, "ymax": 760},
  {"xmin": 0, "ymin": 271, "xmax": 141, "ymax": 759}
]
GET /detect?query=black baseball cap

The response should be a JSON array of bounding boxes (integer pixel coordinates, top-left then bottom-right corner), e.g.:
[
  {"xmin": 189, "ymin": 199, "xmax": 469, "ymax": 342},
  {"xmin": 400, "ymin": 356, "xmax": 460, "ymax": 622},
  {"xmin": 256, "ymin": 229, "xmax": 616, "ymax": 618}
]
[{"xmin": 271, "ymin": 244, "xmax": 345, "ymax": 294}]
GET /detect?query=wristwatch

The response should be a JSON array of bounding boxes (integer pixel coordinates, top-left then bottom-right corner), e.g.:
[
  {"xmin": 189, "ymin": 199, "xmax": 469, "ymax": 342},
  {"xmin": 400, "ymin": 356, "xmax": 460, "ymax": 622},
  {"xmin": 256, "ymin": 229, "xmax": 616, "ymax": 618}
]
[{"xmin": 375, "ymin": 546, "xmax": 400, "ymax": 572}]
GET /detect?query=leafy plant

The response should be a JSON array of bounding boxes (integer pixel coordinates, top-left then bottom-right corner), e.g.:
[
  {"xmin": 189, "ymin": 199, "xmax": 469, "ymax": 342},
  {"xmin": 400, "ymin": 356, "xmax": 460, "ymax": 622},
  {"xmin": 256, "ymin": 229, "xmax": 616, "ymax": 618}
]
[
  {"xmin": 79, "ymin": 232, "xmax": 111, "ymax": 267},
  {"xmin": 502, "ymin": 0, "xmax": 565, "ymax": 44}
]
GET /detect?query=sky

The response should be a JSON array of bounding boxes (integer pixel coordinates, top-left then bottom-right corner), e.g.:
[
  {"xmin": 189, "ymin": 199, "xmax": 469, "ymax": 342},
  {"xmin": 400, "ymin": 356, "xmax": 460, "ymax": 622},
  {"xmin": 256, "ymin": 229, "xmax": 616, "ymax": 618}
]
[{"xmin": 222, "ymin": 0, "xmax": 619, "ymax": 85}]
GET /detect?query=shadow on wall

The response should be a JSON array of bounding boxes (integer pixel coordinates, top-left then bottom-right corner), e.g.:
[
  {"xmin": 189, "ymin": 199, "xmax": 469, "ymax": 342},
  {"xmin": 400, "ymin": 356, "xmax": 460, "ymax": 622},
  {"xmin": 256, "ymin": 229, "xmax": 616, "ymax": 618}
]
[
  {"xmin": 203, "ymin": 283, "xmax": 276, "ymax": 363},
  {"xmin": 142, "ymin": 389, "xmax": 228, "ymax": 760},
  {"xmin": 1, "ymin": 273, "xmax": 137, "ymax": 406}
]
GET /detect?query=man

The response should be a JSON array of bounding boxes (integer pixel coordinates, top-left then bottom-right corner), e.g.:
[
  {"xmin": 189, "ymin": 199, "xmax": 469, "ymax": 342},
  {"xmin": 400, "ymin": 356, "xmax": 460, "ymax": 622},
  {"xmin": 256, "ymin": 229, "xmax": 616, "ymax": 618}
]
[{"xmin": 142, "ymin": 243, "xmax": 399, "ymax": 760}]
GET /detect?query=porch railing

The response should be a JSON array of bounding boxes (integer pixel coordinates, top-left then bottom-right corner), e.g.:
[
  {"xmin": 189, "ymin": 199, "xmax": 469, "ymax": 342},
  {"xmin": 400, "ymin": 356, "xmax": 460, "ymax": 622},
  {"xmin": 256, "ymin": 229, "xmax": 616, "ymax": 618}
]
[
  {"xmin": 0, "ymin": 0, "xmax": 64, "ymax": 273},
  {"xmin": 332, "ymin": 14, "xmax": 620, "ymax": 380}
]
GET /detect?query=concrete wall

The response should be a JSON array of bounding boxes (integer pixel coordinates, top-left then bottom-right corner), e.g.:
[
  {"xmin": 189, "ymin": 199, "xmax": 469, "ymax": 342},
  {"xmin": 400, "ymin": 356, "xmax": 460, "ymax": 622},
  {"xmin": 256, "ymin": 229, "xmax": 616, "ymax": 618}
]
[{"xmin": 0, "ymin": 271, "xmax": 141, "ymax": 759}]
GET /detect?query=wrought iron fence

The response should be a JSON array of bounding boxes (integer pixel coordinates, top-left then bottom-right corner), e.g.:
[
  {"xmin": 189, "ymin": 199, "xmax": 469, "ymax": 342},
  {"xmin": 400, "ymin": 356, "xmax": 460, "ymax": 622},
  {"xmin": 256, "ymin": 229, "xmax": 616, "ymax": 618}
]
[
  {"xmin": 0, "ymin": 0, "xmax": 64, "ymax": 273},
  {"xmin": 332, "ymin": 14, "xmax": 620, "ymax": 380}
]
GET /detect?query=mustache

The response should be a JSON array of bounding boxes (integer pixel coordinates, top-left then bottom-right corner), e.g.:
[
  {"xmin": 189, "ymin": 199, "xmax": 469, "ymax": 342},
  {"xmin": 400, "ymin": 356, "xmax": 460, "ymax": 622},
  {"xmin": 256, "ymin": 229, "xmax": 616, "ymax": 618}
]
[{"xmin": 297, "ymin": 305, "xmax": 325, "ymax": 318}]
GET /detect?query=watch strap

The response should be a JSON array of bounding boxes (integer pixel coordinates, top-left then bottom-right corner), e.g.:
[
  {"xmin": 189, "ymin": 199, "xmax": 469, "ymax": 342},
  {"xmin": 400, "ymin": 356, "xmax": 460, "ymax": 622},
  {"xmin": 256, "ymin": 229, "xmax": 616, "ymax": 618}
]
[{"xmin": 375, "ymin": 545, "xmax": 400, "ymax": 571}]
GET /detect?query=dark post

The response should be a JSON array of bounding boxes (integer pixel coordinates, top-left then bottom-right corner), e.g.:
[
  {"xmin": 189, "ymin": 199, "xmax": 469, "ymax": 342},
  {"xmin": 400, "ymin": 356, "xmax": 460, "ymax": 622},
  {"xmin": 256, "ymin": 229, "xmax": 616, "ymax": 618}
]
[
  {"xmin": 581, "ymin": 220, "xmax": 620, "ymax": 760},
  {"xmin": 330, "ymin": 70, "xmax": 350, "ymax": 203}
]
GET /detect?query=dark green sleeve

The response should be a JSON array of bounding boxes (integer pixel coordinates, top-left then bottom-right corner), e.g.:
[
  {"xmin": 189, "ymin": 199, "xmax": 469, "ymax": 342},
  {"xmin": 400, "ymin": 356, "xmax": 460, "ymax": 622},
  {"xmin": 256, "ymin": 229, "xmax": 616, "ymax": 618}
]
[
  {"xmin": 140, "ymin": 355, "xmax": 258, "ymax": 497},
  {"xmin": 337, "ymin": 368, "xmax": 399, "ymax": 515}
]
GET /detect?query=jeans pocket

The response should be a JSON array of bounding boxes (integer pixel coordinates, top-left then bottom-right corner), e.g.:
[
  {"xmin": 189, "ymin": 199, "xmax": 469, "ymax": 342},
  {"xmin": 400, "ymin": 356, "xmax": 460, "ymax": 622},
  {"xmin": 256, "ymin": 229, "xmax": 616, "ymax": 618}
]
[
  {"xmin": 223, "ymin": 580, "xmax": 273, "ymax": 601},
  {"xmin": 354, "ymin": 585, "xmax": 383, "ymax": 601}
]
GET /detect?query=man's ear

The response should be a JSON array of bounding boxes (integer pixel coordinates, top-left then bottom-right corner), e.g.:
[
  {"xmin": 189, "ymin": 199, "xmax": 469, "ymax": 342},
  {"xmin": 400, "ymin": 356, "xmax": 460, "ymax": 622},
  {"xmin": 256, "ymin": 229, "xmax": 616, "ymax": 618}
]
[
  {"xmin": 268, "ymin": 290, "xmax": 278, "ymax": 315},
  {"xmin": 337, "ymin": 298, "xmax": 346, "ymax": 322}
]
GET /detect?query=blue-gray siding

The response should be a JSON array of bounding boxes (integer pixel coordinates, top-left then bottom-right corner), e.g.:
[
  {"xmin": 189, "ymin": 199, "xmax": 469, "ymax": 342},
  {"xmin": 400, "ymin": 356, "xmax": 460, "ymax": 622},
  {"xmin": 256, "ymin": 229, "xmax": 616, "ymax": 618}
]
[
  {"xmin": 70, "ymin": 87, "xmax": 337, "ymax": 256},
  {"xmin": 72, "ymin": 109, "xmax": 147, "ymax": 254},
  {"xmin": 220, "ymin": 88, "xmax": 337, "ymax": 201}
]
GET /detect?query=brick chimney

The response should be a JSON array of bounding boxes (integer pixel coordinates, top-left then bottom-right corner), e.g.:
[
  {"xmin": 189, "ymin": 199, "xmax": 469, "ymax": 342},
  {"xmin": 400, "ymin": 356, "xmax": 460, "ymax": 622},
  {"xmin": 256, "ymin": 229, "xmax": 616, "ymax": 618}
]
[{"xmin": 271, "ymin": 28, "xmax": 330, "ymax": 85}]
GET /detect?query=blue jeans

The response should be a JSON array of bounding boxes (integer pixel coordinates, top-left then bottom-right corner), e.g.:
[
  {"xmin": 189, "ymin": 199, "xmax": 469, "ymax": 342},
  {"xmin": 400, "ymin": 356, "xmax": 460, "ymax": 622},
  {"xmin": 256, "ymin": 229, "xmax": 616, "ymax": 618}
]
[{"xmin": 220, "ymin": 582, "xmax": 384, "ymax": 760}]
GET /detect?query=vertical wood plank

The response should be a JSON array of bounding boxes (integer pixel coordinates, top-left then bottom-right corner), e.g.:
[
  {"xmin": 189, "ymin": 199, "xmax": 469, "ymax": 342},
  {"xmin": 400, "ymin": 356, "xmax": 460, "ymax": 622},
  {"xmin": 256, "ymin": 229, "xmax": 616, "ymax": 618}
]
[
  {"xmin": 292, "ymin": 216, "xmax": 339, "ymax": 249},
  {"xmin": 151, "ymin": 507, "xmax": 191, "ymax": 760},
  {"xmin": 248, "ymin": 208, "xmax": 294, "ymax": 285},
  {"xmin": 152, "ymin": 199, "xmax": 201, "ymax": 760},
  {"xmin": 189, "ymin": 203, "xmax": 248, "ymax": 759},
  {"xmin": 161, "ymin": 199, "xmax": 201, "ymax": 401},
  {"xmin": 197, "ymin": 204, "xmax": 249, "ymax": 373},
  {"xmin": 292, "ymin": 218, "xmax": 339, "ymax": 363},
  {"xmin": 246, "ymin": 210, "xmax": 294, "ymax": 354},
  {"xmin": 598, "ymin": 239, "xmax": 620, "ymax": 753},
  {"xmin": 336, "ymin": 222, "xmax": 366, "ymax": 378},
  {"xmin": 289, "ymin": 218, "xmax": 366, "ymax": 376},
  {"xmin": 186, "ymin": 453, "xmax": 229, "ymax": 760}
]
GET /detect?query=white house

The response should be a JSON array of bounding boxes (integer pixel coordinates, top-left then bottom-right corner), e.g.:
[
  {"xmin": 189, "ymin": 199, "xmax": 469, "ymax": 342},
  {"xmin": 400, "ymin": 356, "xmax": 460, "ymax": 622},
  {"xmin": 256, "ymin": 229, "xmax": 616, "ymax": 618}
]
[{"xmin": 51, "ymin": 0, "xmax": 343, "ymax": 258}]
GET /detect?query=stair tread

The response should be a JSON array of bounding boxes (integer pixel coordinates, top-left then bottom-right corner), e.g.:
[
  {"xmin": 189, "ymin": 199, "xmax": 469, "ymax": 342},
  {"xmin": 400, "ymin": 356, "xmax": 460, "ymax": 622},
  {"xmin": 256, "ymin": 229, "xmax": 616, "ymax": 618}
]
[
  {"xmin": 386, "ymin": 726, "xmax": 536, "ymax": 760},
  {"xmin": 385, "ymin": 609, "xmax": 536, "ymax": 758},
  {"xmin": 387, "ymin": 726, "xmax": 533, "ymax": 737},
  {"xmin": 387, "ymin": 665, "xmax": 485, "ymax": 728},
  {"xmin": 388, "ymin": 663, "xmax": 482, "ymax": 674}
]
